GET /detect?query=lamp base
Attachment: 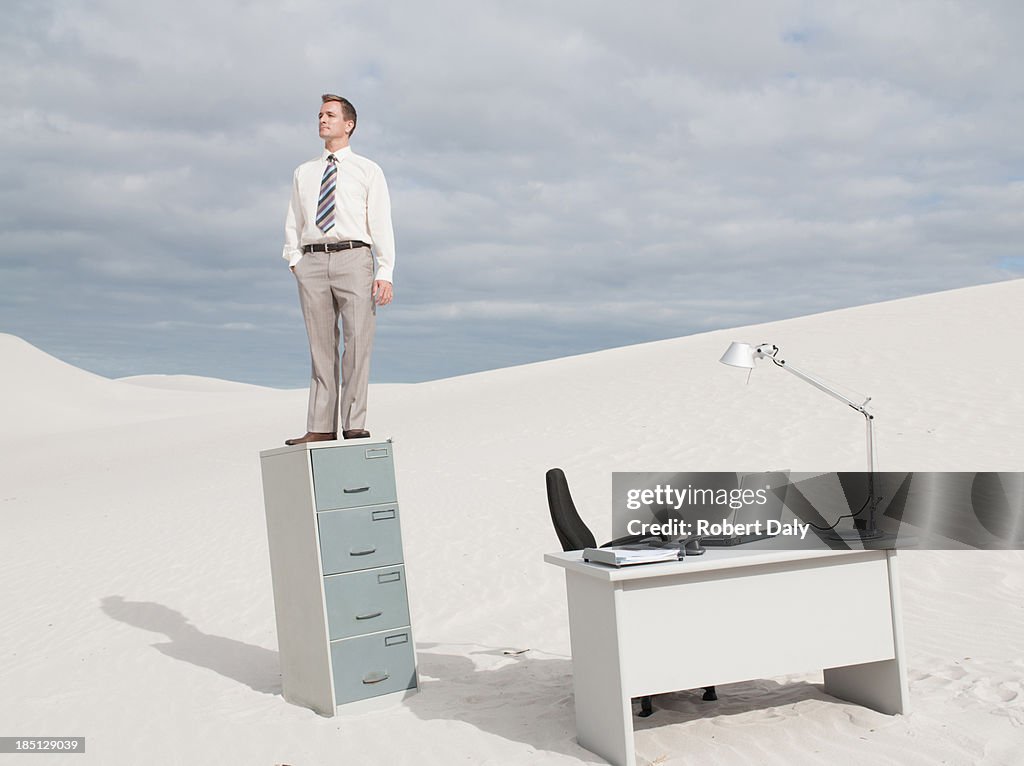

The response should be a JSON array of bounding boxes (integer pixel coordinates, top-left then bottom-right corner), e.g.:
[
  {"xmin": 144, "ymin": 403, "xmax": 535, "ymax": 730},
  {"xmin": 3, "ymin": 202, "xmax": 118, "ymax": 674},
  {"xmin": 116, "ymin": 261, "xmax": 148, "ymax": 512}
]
[
  {"xmin": 825, "ymin": 527, "xmax": 906, "ymax": 548},
  {"xmin": 826, "ymin": 527, "xmax": 885, "ymax": 541}
]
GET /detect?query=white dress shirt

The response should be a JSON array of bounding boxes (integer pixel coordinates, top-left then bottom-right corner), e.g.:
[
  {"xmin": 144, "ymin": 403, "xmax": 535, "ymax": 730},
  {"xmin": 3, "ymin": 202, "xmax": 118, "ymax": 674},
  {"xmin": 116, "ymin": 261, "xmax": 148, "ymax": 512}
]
[{"xmin": 282, "ymin": 146, "xmax": 396, "ymax": 283}]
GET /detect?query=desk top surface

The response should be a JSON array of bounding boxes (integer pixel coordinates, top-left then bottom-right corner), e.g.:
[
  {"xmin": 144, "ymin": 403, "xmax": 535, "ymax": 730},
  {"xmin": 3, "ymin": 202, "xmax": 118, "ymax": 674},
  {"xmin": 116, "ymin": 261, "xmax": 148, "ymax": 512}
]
[{"xmin": 544, "ymin": 546, "xmax": 891, "ymax": 582}]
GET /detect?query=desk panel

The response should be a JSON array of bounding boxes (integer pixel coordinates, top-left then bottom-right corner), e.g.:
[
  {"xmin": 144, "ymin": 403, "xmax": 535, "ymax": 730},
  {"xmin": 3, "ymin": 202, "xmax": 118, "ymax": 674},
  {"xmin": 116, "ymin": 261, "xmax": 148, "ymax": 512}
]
[{"xmin": 616, "ymin": 552, "xmax": 895, "ymax": 695}]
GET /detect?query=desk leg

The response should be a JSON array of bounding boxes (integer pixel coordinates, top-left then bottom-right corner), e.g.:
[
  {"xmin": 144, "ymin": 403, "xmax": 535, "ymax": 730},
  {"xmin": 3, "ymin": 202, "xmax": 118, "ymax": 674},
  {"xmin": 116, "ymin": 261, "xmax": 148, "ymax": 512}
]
[
  {"xmin": 824, "ymin": 551, "xmax": 910, "ymax": 715},
  {"xmin": 824, "ymin": 658, "xmax": 906, "ymax": 714},
  {"xmin": 565, "ymin": 571, "xmax": 635, "ymax": 766}
]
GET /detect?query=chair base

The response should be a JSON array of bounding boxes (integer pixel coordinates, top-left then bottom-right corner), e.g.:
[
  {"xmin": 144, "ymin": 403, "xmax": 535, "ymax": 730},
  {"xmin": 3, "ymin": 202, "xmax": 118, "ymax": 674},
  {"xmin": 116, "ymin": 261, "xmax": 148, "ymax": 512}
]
[{"xmin": 635, "ymin": 686, "xmax": 717, "ymax": 717}]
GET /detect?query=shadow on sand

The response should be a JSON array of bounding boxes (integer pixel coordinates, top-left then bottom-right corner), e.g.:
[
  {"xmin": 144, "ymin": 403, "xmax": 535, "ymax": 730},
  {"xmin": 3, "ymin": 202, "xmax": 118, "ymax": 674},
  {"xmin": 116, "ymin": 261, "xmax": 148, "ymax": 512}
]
[
  {"xmin": 101, "ymin": 595, "xmax": 280, "ymax": 695},
  {"xmin": 405, "ymin": 643, "xmax": 838, "ymax": 758},
  {"xmin": 98, "ymin": 604, "xmax": 837, "ymax": 760}
]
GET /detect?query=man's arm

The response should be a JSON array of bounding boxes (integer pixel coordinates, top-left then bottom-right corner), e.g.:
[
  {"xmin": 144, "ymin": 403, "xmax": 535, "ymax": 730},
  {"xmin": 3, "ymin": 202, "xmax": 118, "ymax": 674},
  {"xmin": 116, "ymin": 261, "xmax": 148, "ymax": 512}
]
[
  {"xmin": 367, "ymin": 165, "xmax": 395, "ymax": 300},
  {"xmin": 283, "ymin": 169, "xmax": 304, "ymax": 270}
]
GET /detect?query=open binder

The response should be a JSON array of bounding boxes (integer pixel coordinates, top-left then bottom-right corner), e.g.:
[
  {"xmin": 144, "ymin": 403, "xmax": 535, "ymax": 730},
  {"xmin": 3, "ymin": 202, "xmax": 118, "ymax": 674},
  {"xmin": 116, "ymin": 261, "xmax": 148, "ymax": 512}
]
[{"xmin": 583, "ymin": 545, "xmax": 682, "ymax": 567}]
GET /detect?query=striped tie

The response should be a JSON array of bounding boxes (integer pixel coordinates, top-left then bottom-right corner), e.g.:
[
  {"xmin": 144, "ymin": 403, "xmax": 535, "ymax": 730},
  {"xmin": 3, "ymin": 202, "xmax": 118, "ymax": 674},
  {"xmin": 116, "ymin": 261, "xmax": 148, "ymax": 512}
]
[{"xmin": 315, "ymin": 154, "xmax": 338, "ymax": 233}]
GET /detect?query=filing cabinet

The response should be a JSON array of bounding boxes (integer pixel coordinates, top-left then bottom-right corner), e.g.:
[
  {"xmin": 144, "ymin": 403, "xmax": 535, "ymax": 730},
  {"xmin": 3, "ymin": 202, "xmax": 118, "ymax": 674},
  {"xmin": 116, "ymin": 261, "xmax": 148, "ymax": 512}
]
[{"xmin": 260, "ymin": 439, "xmax": 418, "ymax": 716}]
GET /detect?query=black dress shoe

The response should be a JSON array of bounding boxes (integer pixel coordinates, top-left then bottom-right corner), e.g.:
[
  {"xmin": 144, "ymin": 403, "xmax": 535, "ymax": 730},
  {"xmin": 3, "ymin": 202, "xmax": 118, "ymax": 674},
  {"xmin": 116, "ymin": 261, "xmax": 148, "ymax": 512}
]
[
  {"xmin": 284, "ymin": 431, "xmax": 337, "ymax": 445},
  {"xmin": 342, "ymin": 429, "xmax": 370, "ymax": 439}
]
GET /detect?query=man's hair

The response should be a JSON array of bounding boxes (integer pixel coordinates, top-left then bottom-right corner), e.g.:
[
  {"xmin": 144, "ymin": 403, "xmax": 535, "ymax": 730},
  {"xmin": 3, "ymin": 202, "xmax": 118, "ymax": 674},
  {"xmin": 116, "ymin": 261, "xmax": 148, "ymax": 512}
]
[{"xmin": 321, "ymin": 94, "xmax": 357, "ymax": 136}]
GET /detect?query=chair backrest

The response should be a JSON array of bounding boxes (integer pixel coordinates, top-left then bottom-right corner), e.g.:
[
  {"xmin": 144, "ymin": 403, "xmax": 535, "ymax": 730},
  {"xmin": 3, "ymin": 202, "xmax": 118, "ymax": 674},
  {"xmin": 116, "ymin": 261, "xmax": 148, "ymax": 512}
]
[{"xmin": 546, "ymin": 468, "xmax": 597, "ymax": 552}]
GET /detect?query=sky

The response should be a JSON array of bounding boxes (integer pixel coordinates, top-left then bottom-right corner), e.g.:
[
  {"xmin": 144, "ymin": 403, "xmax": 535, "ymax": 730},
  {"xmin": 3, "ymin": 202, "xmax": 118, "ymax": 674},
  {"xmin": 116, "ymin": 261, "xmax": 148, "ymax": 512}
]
[{"xmin": 2, "ymin": 0, "xmax": 1022, "ymax": 386}]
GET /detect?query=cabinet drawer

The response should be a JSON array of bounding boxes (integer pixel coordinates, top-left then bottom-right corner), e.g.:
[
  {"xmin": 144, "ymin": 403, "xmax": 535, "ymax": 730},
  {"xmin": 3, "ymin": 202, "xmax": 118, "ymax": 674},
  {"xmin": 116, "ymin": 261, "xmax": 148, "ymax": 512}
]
[
  {"xmin": 312, "ymin": 443, "xmax": 397, "ymax": 511},
  {"xmin": 331, "ymin": 629, "xmax": 417, "ymax": 705},
  {"xmin": 318, "ymin": 504, "xmax": 404, "ymax": 575},
  {"xmin": 324, "ymin": 566, "xmax": 411, "ymax": 641}
]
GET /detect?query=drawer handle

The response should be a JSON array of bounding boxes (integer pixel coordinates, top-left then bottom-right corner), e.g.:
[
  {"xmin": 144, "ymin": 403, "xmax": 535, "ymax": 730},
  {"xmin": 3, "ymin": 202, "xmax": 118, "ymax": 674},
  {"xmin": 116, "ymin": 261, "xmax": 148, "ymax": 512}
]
[
  {"xmin": 363, "ymin": 671, "xmax": 390, "ymax": 685},
  {"xmin": 366, "ymin": 448, "xmax": 389, "ymax": 459},
  {"xmin": 343, "ymin": 486, "xmax": 370, "ymax": 494},
  {"xmin": 356, "ymin": 611, "xmax": 383, "ymax": 621},
  {"xmin": 350, "ymin": 547, "xmax": 377, "ymax": 556}
]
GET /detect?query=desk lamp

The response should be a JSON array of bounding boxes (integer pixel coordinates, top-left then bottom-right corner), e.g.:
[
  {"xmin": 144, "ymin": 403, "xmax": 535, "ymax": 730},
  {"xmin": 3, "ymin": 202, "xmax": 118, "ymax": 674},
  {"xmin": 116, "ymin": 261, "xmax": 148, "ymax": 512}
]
[{"xmin": 719, "ymin": 342, "xmax": 883, "ymax": 541}]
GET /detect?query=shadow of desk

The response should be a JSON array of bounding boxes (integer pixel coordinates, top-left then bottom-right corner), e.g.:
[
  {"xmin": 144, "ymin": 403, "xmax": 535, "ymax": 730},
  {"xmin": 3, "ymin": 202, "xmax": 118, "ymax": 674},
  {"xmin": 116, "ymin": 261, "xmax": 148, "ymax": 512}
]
[{"xmin": 544, "ymin": 547, "xmax": 909, "ymax": 766}]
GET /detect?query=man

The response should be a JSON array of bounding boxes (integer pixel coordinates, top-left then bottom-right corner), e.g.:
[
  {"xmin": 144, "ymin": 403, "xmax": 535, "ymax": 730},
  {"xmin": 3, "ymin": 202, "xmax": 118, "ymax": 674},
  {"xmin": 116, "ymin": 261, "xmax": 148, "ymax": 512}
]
[{"xmin": 282, "ymin": 94, "xmax": 395, "ymax": 445}]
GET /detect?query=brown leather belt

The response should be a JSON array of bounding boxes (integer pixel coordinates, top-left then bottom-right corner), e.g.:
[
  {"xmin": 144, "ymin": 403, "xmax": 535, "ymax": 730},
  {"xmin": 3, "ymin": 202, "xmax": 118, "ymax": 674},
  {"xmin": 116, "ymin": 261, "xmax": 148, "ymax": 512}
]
[{"xmin": 303, "ymin": 241, "xmax": 370, "ymax": 253}]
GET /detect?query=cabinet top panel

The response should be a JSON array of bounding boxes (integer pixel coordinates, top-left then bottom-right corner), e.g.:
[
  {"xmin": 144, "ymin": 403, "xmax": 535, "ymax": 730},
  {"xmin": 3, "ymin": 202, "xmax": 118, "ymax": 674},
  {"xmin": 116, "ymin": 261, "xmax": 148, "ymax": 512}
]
[{"xmin": 260, "ymin": 439, "xmax": 394, "ymax": 459}]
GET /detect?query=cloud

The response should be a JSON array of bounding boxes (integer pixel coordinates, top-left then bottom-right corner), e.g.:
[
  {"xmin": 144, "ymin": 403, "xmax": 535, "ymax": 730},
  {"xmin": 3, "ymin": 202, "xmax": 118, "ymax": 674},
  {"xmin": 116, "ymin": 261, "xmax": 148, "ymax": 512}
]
[{"xmin": 1, "ymin": 0, "xmax": 1022, "ymax": 385}]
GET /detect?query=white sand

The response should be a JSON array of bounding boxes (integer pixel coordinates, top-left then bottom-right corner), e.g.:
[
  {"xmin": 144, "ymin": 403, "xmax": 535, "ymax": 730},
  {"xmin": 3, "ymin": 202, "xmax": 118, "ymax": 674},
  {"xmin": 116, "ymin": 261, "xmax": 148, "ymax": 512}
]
[{"xmin": 1, "ymin": 279, "xmax": 1022, "ymax": 765}]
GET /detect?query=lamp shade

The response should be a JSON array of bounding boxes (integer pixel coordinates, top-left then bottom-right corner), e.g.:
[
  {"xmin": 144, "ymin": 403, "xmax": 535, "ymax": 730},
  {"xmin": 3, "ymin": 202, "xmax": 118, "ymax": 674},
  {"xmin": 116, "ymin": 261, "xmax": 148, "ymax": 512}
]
[{"xmin": 719, "ymin": 342, "xmax": 756, "ymax": 368}]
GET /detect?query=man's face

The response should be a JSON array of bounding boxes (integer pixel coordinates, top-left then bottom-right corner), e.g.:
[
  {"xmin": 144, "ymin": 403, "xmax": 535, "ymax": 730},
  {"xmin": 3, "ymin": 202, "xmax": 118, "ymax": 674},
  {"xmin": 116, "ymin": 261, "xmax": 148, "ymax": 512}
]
[{"xmin": 319, "ymin": 102, "xmax": 353, "ymax": 142}]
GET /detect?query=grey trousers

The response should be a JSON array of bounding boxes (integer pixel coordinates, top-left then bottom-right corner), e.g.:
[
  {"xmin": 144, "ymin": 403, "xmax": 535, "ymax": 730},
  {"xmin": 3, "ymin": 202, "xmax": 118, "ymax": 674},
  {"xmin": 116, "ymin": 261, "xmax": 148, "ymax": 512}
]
[{"xmin": 293, "ymin": 247, "xmax": 376, "ymax": 433}]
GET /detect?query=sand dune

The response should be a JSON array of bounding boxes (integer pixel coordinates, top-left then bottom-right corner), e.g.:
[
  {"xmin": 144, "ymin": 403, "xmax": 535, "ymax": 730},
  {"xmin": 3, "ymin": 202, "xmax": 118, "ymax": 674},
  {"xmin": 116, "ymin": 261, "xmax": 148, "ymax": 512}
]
[
  {"xmin": 0, "ymin": 333, "xmax": 286, "ymax": 441},
  {"xmin": 1, "ymin": 279, "xmax": 1022, "ymax": 765},
  {"xmin": 118, "ymin": 374, "xmax": 275, "ymax": 394}
]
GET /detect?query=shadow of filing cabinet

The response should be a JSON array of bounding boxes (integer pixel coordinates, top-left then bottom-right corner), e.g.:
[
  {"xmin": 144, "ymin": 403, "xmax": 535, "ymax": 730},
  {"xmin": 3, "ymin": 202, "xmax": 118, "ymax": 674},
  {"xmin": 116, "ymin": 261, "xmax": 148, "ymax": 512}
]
[{"xmin": 259, "ymin": 439, "xmax": 418, "ymax": 716}]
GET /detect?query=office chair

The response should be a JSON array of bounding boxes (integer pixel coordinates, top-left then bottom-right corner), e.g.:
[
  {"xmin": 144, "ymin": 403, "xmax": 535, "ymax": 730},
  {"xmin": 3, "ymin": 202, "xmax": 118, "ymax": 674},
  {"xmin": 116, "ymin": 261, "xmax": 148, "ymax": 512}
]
[{"xmin": 545, "ymin": 468, "xmax": 718, "ymax": 716}]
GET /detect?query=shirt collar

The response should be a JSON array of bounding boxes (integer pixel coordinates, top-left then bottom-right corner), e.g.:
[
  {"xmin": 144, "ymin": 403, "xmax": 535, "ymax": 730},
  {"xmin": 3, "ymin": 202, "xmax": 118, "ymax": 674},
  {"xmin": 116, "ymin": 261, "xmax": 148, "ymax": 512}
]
[{"xmin": 322, "ymin": 146, "xmax": 352, "ymax": 161}]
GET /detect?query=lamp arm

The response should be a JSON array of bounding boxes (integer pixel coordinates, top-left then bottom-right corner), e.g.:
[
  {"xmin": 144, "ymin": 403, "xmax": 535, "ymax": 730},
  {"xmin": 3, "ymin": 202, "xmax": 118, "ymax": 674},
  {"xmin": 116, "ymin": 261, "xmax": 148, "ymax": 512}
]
[
  {"xmin": 737, "ymin": 341, "xmax": 881, "ymax": 532},
  {"xmin": 777, "ymin": 358, "xmax": 877, "ymax": 475},
  {"xmin": 764, "ymin": 352, "xmax": 878, "ymax": 488},
  {"xmin": 771, "ymin": 360, "xmax": 872, "ymax": 416}
]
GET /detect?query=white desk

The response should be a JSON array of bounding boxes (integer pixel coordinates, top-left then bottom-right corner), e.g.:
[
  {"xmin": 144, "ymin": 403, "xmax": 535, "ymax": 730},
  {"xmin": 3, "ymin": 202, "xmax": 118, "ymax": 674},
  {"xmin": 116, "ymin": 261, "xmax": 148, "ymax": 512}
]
[{"xmin": 545, "ymin": 547, "xmax": 908, "ymax": 766}]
